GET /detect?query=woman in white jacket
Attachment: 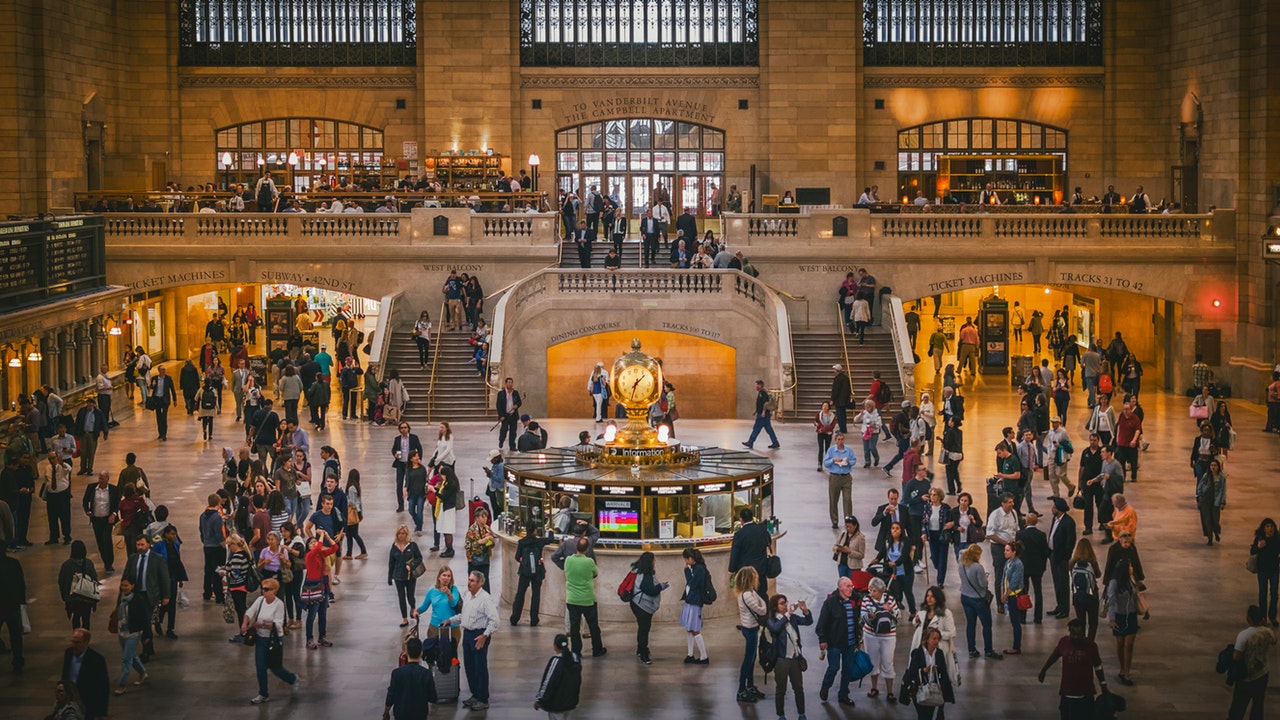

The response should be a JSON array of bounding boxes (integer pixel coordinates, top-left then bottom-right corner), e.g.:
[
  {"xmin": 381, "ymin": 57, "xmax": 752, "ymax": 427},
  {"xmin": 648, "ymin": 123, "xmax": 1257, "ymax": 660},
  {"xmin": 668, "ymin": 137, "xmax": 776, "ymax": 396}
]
[{"xmin": 911, "ymin": 585, "xmax": 959, "ymax": 687}]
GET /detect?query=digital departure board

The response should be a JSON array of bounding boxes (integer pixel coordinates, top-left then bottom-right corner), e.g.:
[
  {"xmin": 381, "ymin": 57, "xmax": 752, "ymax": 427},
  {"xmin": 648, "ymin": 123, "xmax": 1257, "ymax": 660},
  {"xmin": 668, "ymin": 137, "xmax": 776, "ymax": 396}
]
[{"xmin": 0, "ymin": 217, "xmax": 106, "ymax": 310}]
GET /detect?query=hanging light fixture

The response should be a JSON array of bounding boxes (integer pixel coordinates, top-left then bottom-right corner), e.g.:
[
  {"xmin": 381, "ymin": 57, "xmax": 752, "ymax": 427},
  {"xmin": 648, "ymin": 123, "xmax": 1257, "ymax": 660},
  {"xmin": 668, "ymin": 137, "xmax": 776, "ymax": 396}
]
[
  {"xmin": 26, "ymin": 349, "xmax": 42, "ymax": 362},
  {"xmin": 6, "ymin": 347, "xmax": 20, "ymax": 368}
]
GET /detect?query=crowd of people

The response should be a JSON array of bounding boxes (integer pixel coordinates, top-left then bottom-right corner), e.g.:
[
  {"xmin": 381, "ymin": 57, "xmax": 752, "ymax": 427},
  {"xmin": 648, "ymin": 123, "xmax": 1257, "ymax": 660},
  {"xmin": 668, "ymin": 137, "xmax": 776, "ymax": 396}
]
[{"xmin": 2, "ymin": 304, "xmax": 1278, "ymax": 720}]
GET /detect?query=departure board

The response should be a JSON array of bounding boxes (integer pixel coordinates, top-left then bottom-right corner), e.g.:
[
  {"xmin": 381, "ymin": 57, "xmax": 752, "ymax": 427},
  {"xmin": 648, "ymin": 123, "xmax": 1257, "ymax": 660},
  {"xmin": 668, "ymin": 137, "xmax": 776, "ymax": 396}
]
[{"xmin": 0, "ymin": 217, "xmax": 105, "ymax": 309}]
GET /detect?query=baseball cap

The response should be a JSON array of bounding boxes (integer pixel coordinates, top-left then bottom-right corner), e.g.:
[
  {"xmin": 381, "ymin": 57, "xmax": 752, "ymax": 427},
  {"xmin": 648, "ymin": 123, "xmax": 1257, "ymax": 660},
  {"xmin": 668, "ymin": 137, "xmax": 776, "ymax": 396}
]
[
  {"xmin": 520, "ymin": 414, "xmax": 531, "ymax": 422},
  {"xmin": 832, "ymin": 364, "xmax": 843, "ymax": 371}
]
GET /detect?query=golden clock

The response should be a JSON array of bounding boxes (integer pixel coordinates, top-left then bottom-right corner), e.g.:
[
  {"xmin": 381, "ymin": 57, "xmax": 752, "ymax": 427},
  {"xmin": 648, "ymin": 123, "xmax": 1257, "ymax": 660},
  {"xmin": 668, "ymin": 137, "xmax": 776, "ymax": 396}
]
[{"xmin": 610, "ymin": 339, "xmax": 663, "ymax": 408}]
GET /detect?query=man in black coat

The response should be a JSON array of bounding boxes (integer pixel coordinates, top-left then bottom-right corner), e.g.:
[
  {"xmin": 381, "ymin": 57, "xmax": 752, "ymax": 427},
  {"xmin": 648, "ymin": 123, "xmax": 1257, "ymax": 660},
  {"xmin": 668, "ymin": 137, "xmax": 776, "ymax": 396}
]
[
  {"xmin": 1015, "ymin": 512, "xmax": 1052, "ymax": 624},
  {"xmin": 831, "ymin": 364, "xmax": 853, "ymax": 434},
  {"xmin": 870, "ymin": 488, "xmax": 904, "ymax": 555},
  {"xmin": 1046, "ymin": 497, "xmax": 1079, "ymax": 618},
  {"xmin": 383, "ymin": 637, "xmax": 437, "ymax": 720},
  {"xmin": 73, "ymin": 398, "xmax": 108, "ymax": 476},
  {"xmin": 62, "ymin": 629, "xmax": 110, "ymax": 719},
  {"xmin": 179, "ymin": 359, "xmax": 201, "ymax": 414},
  {"xmin": 494, "ymin": 378, "xmax": 523, "ymax": 452},
  {"xmin": 124, "ymin": 534, "xmax": 171, "ymax": 660},
  {"xmin": 728, "ymin": 508, "xmax": 772, "ymax": 599},
  {"xmin": 149, "ymin": 365, "xmax": 178, "ymax": 441},
  {"xmin": 675, "ymin": 206, "xmax": 699, "ymax": 246},
  {"xmin": 390, "ymin": 422, "xmax": 424, "ymax": 513},
  {"xmin": 0, "ymin": 546, "xmax": 25, "ymax": 672},
  {"xmin": 815, "ymin": 576, "xmax": 863, "ymax": 707},
  {"xmin": 940, "ymin": 385, "xmax": 965, "ymax": 425}
]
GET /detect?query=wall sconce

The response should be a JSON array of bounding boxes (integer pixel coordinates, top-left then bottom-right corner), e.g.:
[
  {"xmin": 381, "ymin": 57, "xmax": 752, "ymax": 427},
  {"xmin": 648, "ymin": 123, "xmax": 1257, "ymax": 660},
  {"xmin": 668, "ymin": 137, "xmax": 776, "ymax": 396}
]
[
  {"xmin": 288, "ymin": 152, "xmax": 299, "ymax": 167},
  {"xmin": 257, "ymin": 154, "xmax": 265, "ymax": 167},
  {"xmin": 108, "ymin": 324, "xmax": 122, "ymax": 336},
  {"xmin": 1212, "ymin": 299, "xmax": 1221, "ymax": 307},
  {"xmin": 220, "ymin": 151, "xmax": 233, "ymax": 168},
  {"xmin": 6, "ymin": 356, "xmax": 20, "ymax": 369},
  {"xmin": 26, "ymin": 349, "xmax": 42, "ymax": 362}
]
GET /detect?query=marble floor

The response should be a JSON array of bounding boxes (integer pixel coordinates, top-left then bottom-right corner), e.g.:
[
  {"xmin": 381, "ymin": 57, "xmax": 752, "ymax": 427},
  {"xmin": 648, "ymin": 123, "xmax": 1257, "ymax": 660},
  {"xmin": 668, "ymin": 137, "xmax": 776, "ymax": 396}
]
[{"xmin": 3, "ymin": 362, "xmax": 1278, "ymax": 719}]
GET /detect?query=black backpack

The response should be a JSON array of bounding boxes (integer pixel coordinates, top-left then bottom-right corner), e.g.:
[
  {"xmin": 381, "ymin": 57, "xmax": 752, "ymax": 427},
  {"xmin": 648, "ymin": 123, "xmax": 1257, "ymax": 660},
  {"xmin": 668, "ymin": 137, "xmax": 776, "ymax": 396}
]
[
  {"xmin": 1071, "ymin": 562, "xmax": 1096, "ymax": 605},
  {"xmin": 199, "ymin": 388, "xmax": 218, "ymax": 410},
  {"xmin": 757, "ymin": 624, "xmax": 777, "ymax": 675},
  {"xmin": 876, "ymin": 382, "xmax": 892, "ymax": 405},
  {"xmin": 591, "ymin": 192, "xmax": 604, "ymax": 213}
]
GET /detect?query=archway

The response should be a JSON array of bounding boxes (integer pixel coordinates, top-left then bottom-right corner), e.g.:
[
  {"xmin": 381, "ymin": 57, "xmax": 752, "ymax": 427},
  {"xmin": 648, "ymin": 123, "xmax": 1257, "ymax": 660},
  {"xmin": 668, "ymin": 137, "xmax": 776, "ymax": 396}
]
[
  {"xmin": 554, "ymin": 118, "xmax": 725, "ymax": 218},
  {"xmin": 547, "ymin": 329, "xmax": 736, "ymax": 419}
]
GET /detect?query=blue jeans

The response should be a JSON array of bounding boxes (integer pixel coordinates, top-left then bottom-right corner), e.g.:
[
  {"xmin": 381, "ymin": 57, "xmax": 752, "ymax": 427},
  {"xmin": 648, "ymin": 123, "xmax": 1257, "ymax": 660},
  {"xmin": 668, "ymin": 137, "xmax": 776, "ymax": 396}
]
[
  {"xmin": 306, "ymin": 600, "xmax": 327, "ymax": 640},
  {"xmin": 1007, "ymin": 597, "xmax": 1025, "ymax": 650},
  {"xmin": 118, "ymin": 634, "xmax": 146, "ymax": 686},
  {"xmin": 1259, "ymin": 569, "xmax": 1279, "ymax": 622},
  {"xmin": 408, "ymin": 494, "xmax": 426, "ymax": 532},
  {"xmin": 838, "ymin": 564, "xmax": 854, "ymax": 581},
  {"xmin": 254, "ymin": 633, "xmax": 297, "ymax": 697},
  {"xmin": 822, "ymin": 645, "xmax": 859, "ymax": 699},
  {"xmin": 927, "ymin": 530, "xmax": 949, "ymax": 584},
  {"xmin": 462, "ymin": 628, "xmax": 490, "ymax": 702},
  {"xmin": 294, "ymin": 495, "xmax": 312, "ymax": 526},
  {"xmin": 862, "ymin": 436, "xmax": 880, "ymax": 465},
  {"xmin": 738, "ymin": 626, "xmax": 759, "ymax": 691},
  {"xmin": 883, "ymin": 436, "xmax": 909, "ymax": 471},
  {"xmin": 746, "ymin": 414, "xmax": 779, "ymax": 446},
  {"xmin": 961, "ymin": 594, "xmax": 993, "ymax": 653}
]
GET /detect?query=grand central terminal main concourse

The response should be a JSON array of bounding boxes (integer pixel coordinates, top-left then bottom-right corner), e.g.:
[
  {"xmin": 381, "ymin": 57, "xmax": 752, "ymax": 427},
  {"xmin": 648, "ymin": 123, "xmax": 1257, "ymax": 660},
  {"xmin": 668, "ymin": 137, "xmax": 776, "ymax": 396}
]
[{"xmin": 4, "ymin": 1, "xmax": 1280, "ymax": 719}]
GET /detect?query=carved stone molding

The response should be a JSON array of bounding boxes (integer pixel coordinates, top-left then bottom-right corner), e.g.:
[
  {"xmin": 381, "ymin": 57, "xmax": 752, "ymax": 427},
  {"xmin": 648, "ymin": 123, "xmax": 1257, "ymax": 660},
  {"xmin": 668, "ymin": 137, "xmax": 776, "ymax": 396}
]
[
  {"xmin": 864, "ymin": 74, "xmax": 1103, "ymax": 89},
  {"xmin": 179, "ymin": 75, "xmax": 416, "ymax": 88},
  {"xmin": 522, "ymin": 75, "xmax": 758, "ymax": 89}
]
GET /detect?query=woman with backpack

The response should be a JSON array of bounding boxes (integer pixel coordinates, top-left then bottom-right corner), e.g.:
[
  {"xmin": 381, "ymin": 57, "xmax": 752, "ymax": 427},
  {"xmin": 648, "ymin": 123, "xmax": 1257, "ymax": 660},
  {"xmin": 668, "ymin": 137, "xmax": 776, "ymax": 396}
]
[
  {"xmin": 861, "ymin": 576, "xmax": 901, "ymax": 702},
  {"xmin": 732, "ymin": 566, "xmax": 767, "ymax": 702},
  {"xmin": 764, "ymin": 592, "xmax": 812, "ymax": 719},
  {"xmin": 629, "ymin": 551, "xmax": 669, "ymax": 666},
  {"xmin": 681, "ymin": 547, "xmax": 712, "ymax": 665},
  {"xmin": 197, "ymin": 379, "xmax": 218, "ymax": 441},
  {"xmin": 511, "ymin": 523, "xmax": 554, "ymax": 627},
  {"xmin": 1069, "ymin": 538, "xmax": 1101, "ymax": 640},
  {"xmin": 534, "ymin": 634, "xmax": 582, "ymax": 719}
]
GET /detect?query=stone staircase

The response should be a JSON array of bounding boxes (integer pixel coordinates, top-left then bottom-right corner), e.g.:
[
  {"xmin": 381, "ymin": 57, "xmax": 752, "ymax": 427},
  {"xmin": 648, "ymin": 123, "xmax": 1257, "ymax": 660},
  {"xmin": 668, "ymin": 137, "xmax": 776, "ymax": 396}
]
[
  {"xmin": 558, "ymin": 238, "xmax": 645, "ymax": 269},
  {"xmin": 784, "ymin": 328, "xmax": 905, "ymax": 420},
  {"xmin": 384, "ymin": 330, "xmax": 492, "ymax": 423}
]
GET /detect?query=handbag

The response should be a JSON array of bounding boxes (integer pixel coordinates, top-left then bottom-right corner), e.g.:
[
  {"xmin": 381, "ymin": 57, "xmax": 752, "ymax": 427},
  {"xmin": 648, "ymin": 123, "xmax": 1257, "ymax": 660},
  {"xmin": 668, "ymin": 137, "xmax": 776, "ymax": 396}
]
[
  {"xmin": 1073, "ymin": 494, "xmax": 1087, "ymax": 510},
  {"xmin": 145, "ymin": 395, "xmax": 162, "ymax": 411},
  {"xmin": 20, "ymin": 605, "xmax": 30, "ymax": 634},
  {"xmin": 1190, "ymin": 403, "xmax": 1209, "ymax": 419},
  {"xmin": 347, "ymin": 504, "xmax": 360, "ymax": 526},
  {"xmin": 948, "ymin": 452, "xmax": 963, "ymax": 463},
  {"xmin": 410, "ymin": 558, "xmax": 428, "ymax": 579},
  {"xmin": 1246, "ymin": 554, "xmax": 1259, "ymax": 574},
  {"xmin": 850, "ymin": 649, "xmax": 874, "ymax": 680},
  {"xmin": 300, "ymin": 579, "xmax": 326, "ymax": 605},
  {"xmin": 1015, "ymin": 593, "xmax": 1033, "ymax": 612},
  {"xmin": 915, "ymin": 667, "xmax": 945, "ymax": 707},
  {"xmin": 265, "ymin": 628, "xmax": 284, "ymax": 669},
  {"xmin": 764, "ymin": 554, "xmax": 782, "ymax": 579},
  {"xmin": 70, "ymin": 570, "xmax": 101, "ymax": 602},
  {"xmin": 797, "ymin": 654, "xmax": 808, "ymax": 672},
  {"xmin": 278, "ymin": 559, "xmax": 294, "ymax": 585}
]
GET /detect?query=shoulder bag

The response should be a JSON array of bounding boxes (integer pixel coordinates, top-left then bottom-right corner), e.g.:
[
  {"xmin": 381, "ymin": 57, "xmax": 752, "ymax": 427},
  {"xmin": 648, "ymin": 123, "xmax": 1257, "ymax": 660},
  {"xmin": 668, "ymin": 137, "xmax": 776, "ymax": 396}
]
[
  {"xmin": 243, "ymin": 597, "xmax": 263, "ymax": 646},
  {"xmin": 764, "ymin": 552, "xmax": 782, "ymax": 579},
  {"xmin": 1246, "ymin": 554, "xmax": 1259, "ymax": 574},
  {"xmin": 409, "ymin": 544, "xmax": 428, "ymax": 579},
  {"xmin": 265, "ymin": 627, "xmax": 284, "ymax": 669},
  {"xmin": 70, "ymin": 562, "xmax": 101, "ymax": 602}
]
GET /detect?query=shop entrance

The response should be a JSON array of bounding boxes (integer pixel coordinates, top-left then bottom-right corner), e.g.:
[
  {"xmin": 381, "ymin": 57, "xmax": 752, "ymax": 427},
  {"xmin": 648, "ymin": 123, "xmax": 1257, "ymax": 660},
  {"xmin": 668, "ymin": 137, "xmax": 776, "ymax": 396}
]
[{"xmin": 907, "ymin": 284, "xmax": 1178, "ymax": 392}]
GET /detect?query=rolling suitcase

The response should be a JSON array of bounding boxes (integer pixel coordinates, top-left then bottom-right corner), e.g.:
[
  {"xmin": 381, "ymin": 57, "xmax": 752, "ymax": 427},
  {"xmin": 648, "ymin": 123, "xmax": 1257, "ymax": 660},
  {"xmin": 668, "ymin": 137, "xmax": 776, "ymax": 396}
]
[
  {"xmin": 423, "ymin": 625, "xmax": 462, "ymax": 703},
  {"xmin": 432, "ymin": 662, "xmax": 462, "ymax": 703}
]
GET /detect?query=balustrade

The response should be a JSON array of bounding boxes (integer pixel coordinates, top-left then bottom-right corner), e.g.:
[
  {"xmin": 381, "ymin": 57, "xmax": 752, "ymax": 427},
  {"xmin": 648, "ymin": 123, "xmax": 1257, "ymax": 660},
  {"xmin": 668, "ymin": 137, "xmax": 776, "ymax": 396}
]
[
  {"xmin": 556, "ymin": 270, "xmax": 726, "ymax": 295},
  {"xmin": 881, "ymin": 215, "xmax": 982, "ymax": 238},
  {"xmin": 104, "ymin": 215, "xmax": 185, "ymax": 236}
]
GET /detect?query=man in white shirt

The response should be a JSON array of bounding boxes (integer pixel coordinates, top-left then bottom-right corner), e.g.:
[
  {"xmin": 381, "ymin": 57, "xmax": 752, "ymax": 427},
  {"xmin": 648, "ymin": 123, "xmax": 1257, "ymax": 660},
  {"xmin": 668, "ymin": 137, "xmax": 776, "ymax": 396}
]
[
  {"xmin": 95, "ymin": 365, "xmax": 118, "ymax": 428},
  {"xmin": 651, "ymin": 201, "xmax": 671, "ymax": 248},
  {"xmin": 1043, "ymin": 417, "xmax": 1075, "ymax": 498},
  {"xmin": 325, "ymin": 197, "xmax": 343, "ymax": 214},
  {"xmin": 40, "ymin": 451, "xmax": 74, "ymax": 545},
  {"xmin": 451, "ymin": 571, "xmax": 499, "ymax": 711},
  {"xmin": 987, "ymin": 493, "xmax": 1021, "ymax": 610}
]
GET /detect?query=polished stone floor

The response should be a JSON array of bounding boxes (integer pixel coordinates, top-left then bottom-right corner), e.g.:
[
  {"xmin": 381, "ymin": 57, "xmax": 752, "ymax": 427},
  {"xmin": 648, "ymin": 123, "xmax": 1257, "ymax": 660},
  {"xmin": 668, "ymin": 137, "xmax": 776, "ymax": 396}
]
[{"xmin": 3, "ymin": 357, "xmax": 1278, "ymax": 719}]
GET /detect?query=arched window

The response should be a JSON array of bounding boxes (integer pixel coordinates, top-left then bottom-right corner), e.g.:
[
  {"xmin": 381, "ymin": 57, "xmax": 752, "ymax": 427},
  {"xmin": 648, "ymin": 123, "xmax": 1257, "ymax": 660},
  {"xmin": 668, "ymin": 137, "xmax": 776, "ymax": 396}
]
[
  {"xmin": 179, "ymin": 0, "xmax": 416, "ymax": 66},
  {"xmin": 215, "ymin": 118, "xmax": 386, "ymax": 192},
  {"xmin": 897, "ymin": 118, "xmax": 1068, "ymax": 205},
  {"xmin": 556, "ymin": 118, "xmax": 725, "ymax": 217},
  {"xmin": 863, "ymin": 0, "xmax": 1102, "ymax": 66},
  {"xmin": 520, "ymin": 0, "xmax": 758, "ymax": 66}
]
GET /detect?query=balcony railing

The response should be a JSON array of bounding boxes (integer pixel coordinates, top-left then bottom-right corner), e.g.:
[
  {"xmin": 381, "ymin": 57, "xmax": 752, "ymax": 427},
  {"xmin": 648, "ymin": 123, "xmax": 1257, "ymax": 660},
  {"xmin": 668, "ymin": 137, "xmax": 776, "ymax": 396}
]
[
  {"xmin": 102, "ymin": 210, "xmax": 560, "ymax": 247},
  {"xmin": 724, "ymin": 208, "xmax": 1227, "ymax": 251}
]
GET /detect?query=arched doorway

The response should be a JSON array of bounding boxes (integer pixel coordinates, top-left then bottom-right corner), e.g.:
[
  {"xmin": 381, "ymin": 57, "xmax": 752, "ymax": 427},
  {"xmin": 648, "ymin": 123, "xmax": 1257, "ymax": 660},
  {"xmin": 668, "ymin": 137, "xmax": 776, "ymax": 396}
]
[
  {"xmin": 214, "ymin": 117, "xmax": 387, "ymax": 192},
  {"xmin": 555, "ymin": 119, "xmax": 725, "ymax": 217},
  {"xmin": 897, "ymin": 117, "xmax": 1068, "ymax": 205}
]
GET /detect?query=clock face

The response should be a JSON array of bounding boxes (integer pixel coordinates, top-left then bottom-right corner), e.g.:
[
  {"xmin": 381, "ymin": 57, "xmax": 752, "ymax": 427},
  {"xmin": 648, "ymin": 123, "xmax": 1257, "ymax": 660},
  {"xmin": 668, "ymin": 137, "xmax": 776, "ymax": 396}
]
[{"xmin": 614, "ymin": 365, "xmax": 657, "ymax": 405}]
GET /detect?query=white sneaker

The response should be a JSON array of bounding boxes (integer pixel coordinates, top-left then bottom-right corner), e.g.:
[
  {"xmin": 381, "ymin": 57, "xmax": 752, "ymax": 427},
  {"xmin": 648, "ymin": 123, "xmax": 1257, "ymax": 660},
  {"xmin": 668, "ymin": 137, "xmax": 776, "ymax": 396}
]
[
  {"xmin": 291, "ymin": 678, "xmax": 301, "ymax": 696},
  {"xmin": 251, "ymin": 695, "xmax": 270, "ymax": 704},
  {"xmin": 332, "ymin": 576, "xmax": 341, "ymax": 585}
]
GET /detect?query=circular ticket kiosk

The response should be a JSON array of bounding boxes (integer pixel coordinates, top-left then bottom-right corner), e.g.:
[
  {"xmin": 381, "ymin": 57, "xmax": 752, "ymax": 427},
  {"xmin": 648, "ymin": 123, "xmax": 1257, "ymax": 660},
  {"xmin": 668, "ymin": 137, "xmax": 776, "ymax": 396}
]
[{"xmin": 494, "ymin": 339, "xmax": 780, "ymax": 622}]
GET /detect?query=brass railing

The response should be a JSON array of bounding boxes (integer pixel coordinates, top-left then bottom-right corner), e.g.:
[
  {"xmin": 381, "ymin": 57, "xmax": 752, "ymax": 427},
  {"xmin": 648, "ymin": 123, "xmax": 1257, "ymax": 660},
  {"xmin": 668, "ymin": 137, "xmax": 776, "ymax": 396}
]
[{"xmin": 425, "ymin": 300, "xmax": 447, "ymax": 423}]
